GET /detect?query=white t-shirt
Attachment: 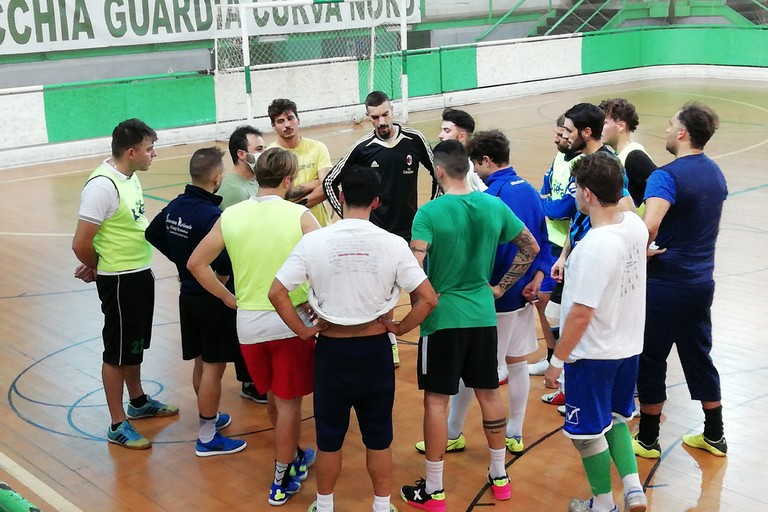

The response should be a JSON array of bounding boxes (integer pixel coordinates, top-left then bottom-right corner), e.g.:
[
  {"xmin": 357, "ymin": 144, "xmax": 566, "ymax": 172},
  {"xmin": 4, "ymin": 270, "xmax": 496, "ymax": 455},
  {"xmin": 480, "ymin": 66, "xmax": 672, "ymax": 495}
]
[
  {"xmin": 275, "ymin": 218, "xmax": 427, "ymax": 325},
  {"xmin": 467, "ymin": 159, "xmax": 487, "ymax": 192},
  {"xmin": 237, "ymin": 308, "xmax": 313, "ymax": 345},
  {"xmin": 561, "ymin": 212, "xmax": 648, "ymax": 360},
  {"xmin": 78, "ymin": 160, "xmax": 123, "ymax": 225}
]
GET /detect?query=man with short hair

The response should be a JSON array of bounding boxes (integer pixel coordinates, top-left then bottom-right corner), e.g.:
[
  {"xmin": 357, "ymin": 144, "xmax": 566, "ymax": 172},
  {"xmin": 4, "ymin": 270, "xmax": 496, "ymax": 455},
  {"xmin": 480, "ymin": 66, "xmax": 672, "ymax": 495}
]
[
  {"xmin": 633, "ymin": 103, "xmax": 728, "ymax": 459},
  {"xmin": 323, "ymin": 90, "xmax": 438, "ymax": 367},
  {"xmin": 73, "ymin": 118, "xmax": 178, "ymax": 450},
  {"xmin": 268, "ymin": 98, "xmax": 334, "ymax": 226},
  {"xmin": 544, "ymin": 151, "xmax": 648, "ymax": 512},
  {"xmin": 400, "ymin": 139, "xmax": 539, "ymax": 512},
  {"xmin": 599, "ymin": 98, "xmax": 657, "ymax": 208},
  {"xmin": 438, "ymin": 107, "xmax": 485, "ymax": 191},
  {"xmin": 270, "ymin": 167, "xmax": 438, "ymax": 512},
  {"xmin": 145, "ymin": 147, "xmax": 246, "ymax": 457},
  {"xmin": 188, "ymin": 148, "xmax": 321, "ymax": 506},
  {"xmin": 221, "ymin": 125, "xmax": 267, "ymax": 403}
]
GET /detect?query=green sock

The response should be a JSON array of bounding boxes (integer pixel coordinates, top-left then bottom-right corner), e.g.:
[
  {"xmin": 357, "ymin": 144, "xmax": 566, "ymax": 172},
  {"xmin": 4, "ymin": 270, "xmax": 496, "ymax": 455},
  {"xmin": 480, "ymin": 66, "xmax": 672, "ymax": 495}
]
[
  {"xmin": 605, "ymin": 422, "xmax": 639, "ymax": 478},
  {"xmin": 581, "ymin": 449, "xmax": 612, "ymax": 496}
]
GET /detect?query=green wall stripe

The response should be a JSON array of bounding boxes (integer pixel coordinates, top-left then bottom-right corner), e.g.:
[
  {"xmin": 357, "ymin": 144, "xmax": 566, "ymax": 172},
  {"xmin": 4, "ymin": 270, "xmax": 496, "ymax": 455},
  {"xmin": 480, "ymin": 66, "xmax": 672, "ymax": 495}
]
[
  {"xmin": 582, "ymin": 27, "xmax": 768, "ymax": 74},
  {"xmin": 441, "ymin": 46, "xmax": 477, "ymax": 93},
  {"xmin": 44, "ymin": 74, "xmax": 215, "ymax": 143}
]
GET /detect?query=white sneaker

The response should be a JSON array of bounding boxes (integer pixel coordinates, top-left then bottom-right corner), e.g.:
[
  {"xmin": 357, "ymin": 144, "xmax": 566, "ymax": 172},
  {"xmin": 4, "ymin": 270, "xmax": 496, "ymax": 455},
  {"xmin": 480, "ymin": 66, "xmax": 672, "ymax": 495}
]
[
  {"xmin": 623, "ymin": 489, "xmax": 647, "ymax": 512},
  {"xmin": 528, "ymin": 358, "xmax": 549, "ymax": 375}
]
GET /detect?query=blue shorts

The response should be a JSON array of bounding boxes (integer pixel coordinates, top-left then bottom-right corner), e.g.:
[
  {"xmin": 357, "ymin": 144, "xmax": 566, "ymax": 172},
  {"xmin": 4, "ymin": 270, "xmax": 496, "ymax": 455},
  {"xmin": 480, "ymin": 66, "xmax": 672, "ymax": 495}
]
[
  {"xmin": 314, "ymin": 333, "xmax": 395, "ymax": 452},
  {"xmin": 638, "ymin": 279, "xmax": 721, "ymax": 404},
  {"xmin": 562, "ymin": 356, "xmax": 638, "ymax": 439}
]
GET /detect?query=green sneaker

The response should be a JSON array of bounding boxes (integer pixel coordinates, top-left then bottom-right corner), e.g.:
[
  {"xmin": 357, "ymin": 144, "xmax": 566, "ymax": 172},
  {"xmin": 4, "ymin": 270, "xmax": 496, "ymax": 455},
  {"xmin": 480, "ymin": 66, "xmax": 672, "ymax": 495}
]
[
  {"xmin": 682, "ymin": 433, "xmax": 727, "ymax": 457},
  {"xmin": 107, "ymin": 421, "xmax": 151, "ymax": 450},
  {"xmin": 415, "ymin": 433, "xmax": 466, "ymax": 454},
  {"xmin": 505, "ymin": 436, "xmax": 524, "ymax": 454},
  {"xmin": 126, "ymin": 395, "xmax": 179, "ymax": 419},
  {"xmin": 631, "ymin": 433, "xmax": 660, "ymax": 459}
]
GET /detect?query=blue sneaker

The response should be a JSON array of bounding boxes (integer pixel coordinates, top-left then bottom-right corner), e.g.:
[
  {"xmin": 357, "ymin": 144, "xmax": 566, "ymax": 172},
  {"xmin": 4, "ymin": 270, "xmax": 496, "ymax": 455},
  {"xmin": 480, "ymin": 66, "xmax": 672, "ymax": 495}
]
[
  {"xmin": 126, "ymin": 395, "xmax": 179, "ymax": 419},
  {"xmin": 195, "ymin": 431, "xmax": 246, "ymax": 457},
  {"xmin": 107, "ymin": 421, "xmax": 151, "ymax": 450},
  {"xmin": 215, "ymin": 413, "xmax": 231, "ymax": 430},
  {"xmin": 290, "ymin": 447, "xmax": 316, "ymax": 481},
  {"xmin": 268, "ymin": 476, "xmax": 301, "ymax": 506}
]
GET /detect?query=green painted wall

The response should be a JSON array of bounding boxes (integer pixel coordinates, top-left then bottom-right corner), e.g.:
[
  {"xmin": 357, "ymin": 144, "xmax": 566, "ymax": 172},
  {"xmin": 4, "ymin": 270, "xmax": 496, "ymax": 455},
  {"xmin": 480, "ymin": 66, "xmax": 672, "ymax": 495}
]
[
  {"xmin": 582, "ymin": 27, "xmax": 768, "ymax": 73},
  {"xmin": 44, "ymin": 74, "xmax": 215, "ymax": 143}
]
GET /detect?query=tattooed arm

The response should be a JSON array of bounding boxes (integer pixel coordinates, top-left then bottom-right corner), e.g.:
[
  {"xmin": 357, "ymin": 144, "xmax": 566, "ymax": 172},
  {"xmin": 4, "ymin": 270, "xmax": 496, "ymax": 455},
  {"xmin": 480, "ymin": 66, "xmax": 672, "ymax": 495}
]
[{"xmin": 491, "ymin": 227, "xmax": 540, "ymax": 299}]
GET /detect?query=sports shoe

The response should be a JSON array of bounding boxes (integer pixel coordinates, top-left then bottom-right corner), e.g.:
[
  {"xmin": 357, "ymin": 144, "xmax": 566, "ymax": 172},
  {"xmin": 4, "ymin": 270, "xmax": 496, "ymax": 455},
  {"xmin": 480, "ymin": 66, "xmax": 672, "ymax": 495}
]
[
  {"xmin": 623, "ymin": 489, "xmax": 647, "ymax": 512},
  {"xmin": 107, "ymin": 421, "xmax": 151, "ymax": 450},
  {"xmin": 505, "ymin": 436, "xmax": 524, "ymax": 454},
  {"xmin": 269, "ymin": 476, "xmax": 301, "ymax": 506},
  {"xmin": 195, "ymin": 431, "xmax": 247, "ymax": 457},
  {"xmin": 215, "ymin": 412, "xmax": 231, "ymax": 430},
  {"xmin": 682, "ymin": 433, "xmax": 727, "ymax": 457},
  {"xmin": 497, "ymin": 364, "xmax": 509, "ymax": 385},
  {"xmin": 308, "ymin": 502, "xmax": 397, "ymax": 512},
  {"xmin": 400, "ymin": 479, "xmax": 446, "ymax": 512},
  {"xmin": 487, "ymin": 472, "xmax": 512, "ymax": 500},
  {"xmin": 392, "ymin": 342, "xmax": 400, "ymax": 368},
  {"xmin": 569, "ymin": 497, "xmax": 618, "ymax": 512},
  {"xmin": 528, "ymin": 357, "xmax": 549, "ymax": 376},
  {"xmin": 631, "ymin": 433, "xmax": 661, "ymax": 459},
  {"xmin": 290, "ymin": 447, "xmax": 317, "ymax": 481},
  {"xmin": 415, "ymin": 433, "xmax": 466, "ymax": 454},
  {"xmin": 126, "ymin": 395, "xmax": 179, "ymax": 419},
  {"xmin": 541, "ymin": 389, "xmax": 565, "ymax": 406},
  {"xmin": 557, "ymin": 405, "xmax": 566, "ymax": 416},
  {"xmin": 241, "ymin": 382, "xmax": 268, "ymax": 404}
]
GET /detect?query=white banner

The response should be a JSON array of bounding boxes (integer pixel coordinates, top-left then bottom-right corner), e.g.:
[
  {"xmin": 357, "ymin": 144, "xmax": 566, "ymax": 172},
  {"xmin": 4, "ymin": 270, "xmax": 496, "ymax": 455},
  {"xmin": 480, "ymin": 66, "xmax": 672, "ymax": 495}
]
[{"xmin": 0, "ymin": 0, "xmax": 420, "ymax": 56}]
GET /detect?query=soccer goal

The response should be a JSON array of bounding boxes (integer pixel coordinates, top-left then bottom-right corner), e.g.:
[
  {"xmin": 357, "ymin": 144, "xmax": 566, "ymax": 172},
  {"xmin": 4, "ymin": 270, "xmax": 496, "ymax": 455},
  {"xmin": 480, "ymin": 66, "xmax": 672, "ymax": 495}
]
[{"xmin": 213, "ymin": 0, "xmax": 412, "ymax": 127}]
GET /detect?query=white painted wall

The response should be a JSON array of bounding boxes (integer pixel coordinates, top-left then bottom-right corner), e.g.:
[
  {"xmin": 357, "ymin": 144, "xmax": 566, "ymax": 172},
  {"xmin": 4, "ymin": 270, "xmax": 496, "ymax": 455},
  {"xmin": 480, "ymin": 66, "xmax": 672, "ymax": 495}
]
[
  {"xmin": 476, "ymin": 36, "xmax": 582, "ymax": 87},
  {"xmin": 0, "ymin": 88, "xmax": 48, "ymax": 151}
]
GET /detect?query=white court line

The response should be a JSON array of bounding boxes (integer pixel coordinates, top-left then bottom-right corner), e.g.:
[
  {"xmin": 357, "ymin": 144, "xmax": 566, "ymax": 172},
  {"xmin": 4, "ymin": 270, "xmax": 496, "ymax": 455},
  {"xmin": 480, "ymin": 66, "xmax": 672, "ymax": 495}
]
[{"xmin": 0, "ymin": 450, "xmax": 85, "ymax": 512}]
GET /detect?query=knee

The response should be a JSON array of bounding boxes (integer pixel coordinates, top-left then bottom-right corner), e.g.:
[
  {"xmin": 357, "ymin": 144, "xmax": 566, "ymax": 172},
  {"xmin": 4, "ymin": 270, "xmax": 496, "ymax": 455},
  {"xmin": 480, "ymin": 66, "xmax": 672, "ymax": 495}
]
[{"xmin": 571, "ymin": 436, "xmax": 608, "ymax": 458}]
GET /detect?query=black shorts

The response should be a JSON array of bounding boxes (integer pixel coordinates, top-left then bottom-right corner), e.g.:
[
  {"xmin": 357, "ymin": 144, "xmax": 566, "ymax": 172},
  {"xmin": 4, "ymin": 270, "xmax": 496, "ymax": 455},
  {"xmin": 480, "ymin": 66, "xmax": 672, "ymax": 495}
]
[
  {"xmin": 96, "ymin": 269, "xmax": 154, "ymax": 366},
  {"xmin": 179, "ymin": 293, "xmax": 239, "ymax": 363},
  {"xmin": 314, "ymin": 333, "xmax": 395, "ymax": 452},
  {"xmin": 417, "ymin": 326, "xmax": 498, "ymax": 395}
]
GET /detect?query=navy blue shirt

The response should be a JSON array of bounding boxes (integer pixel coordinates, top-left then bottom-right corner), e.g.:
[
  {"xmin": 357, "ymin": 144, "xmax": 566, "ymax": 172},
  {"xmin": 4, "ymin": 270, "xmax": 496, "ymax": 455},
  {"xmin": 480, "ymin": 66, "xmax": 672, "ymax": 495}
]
[
  {"xmin": 485, "ymin": 167, "xmax": 554, "ymax": 312},
  {"xmin": 644, "ymin": 153, "xmax": 727, "ymax": 283},
  {"xmin": 146, "ymin": 185, "xmax": 232, "ymax": 296}
]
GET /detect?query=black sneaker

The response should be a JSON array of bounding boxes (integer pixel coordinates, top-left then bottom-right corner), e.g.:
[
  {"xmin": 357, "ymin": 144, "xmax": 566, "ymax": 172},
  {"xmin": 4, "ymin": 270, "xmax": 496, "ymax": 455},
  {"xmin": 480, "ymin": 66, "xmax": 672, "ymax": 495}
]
[
  {"xmin": 400, "ymin": 479, "xmax": 446, "ymax": 512},
  {"xmin": 240, "ymin": 382, "xmax": 267, "ymax": 404}
]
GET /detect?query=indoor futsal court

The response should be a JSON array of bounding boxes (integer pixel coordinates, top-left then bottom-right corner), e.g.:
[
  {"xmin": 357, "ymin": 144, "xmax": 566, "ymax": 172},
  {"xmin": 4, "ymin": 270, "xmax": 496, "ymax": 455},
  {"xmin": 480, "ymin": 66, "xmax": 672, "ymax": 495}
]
[{"xmin": 1, "ymin": 77, "xmax": 767, "ymax": 511}]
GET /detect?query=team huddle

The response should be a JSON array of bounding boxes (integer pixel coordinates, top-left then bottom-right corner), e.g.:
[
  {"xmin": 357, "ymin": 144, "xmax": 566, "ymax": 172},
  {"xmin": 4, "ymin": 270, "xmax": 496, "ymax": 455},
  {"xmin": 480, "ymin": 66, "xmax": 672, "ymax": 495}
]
[{"xmin": 72, "ymin": 91, "xmax": 727, "ymax": 512}]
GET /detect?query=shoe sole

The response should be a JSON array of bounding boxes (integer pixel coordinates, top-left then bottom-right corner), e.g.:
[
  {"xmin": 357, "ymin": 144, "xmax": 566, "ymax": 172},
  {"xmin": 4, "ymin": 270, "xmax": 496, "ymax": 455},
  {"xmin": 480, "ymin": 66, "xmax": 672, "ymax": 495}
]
[
  {"xmin": 195, "ymin": 441, "xmax": 247, "ymax": 457},
  {"xmin": 126, "ymin": 410, "xmax": 179, "ymax": 420},
  {"xmin": 240, "ymin": 391, "xmax": 268, "ymax": 404},
  {"xmin": 108, "ymin": 438, "xmax": 151, "ymax": 450},
  {"xmin": 216, "ymin": 418, "xmax": 231, "ymax": 430},
  {"xmin": 682, "ymin": 437, "xmax": 726, "ymax": 457},
  {"xmin": 268, "ymin": 483, "xmax": 301, "ymax": 506},
  {"xmin": 415, "ymin": 444, "xmax": 465, "ymax": 454},
  {"xmin": 401, "ymin": 497, "xmax": 447, "ymax": 512}
]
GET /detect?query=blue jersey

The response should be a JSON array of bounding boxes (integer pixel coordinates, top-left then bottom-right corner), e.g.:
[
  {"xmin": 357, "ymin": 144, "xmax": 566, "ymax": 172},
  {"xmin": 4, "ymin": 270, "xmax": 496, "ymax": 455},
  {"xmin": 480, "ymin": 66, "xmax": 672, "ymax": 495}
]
[
  {"xmin": 644, "ymin": 153, "xmax": 727, "ymax": 283},
  {"xmin": 485, "ymin": 167, "xmax": 554, "ymax": 312}
]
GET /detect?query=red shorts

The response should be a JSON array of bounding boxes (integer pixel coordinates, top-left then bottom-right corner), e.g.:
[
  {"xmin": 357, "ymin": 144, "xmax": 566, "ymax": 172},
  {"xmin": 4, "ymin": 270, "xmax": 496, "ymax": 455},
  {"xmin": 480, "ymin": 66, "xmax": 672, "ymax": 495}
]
[{"xmin": 240, "ymin": 337, "xmax": 315, "ymax": 399}]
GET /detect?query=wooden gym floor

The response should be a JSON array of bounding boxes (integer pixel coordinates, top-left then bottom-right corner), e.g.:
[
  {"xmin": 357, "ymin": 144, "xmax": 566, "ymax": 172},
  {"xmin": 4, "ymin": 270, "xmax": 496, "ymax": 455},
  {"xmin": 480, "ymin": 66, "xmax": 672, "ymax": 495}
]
[{"xmin": 1, "ymin": 77, "xmax": 767, "ymax": 511}]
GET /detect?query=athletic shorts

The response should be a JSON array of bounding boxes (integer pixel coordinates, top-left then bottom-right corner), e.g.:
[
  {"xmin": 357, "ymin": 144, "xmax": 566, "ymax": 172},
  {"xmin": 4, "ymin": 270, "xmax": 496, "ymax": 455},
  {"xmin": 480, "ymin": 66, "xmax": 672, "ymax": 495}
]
[
  {"xmin": 562, "ymin": 356, "xmax": 638, "ymax": 439},
  {"xmin": 496, "ymin": 304, "xmax": 537, "ymax": 361},
  {"xmin": 418, "ymin": 326, "xmax": 498, "ymax": 395},
  {"xmin": 638, "ymin": 279, "xmax": 721, "ymax": 404},
  {"xmin": 96, "ymin": 269, "xmax": 154, "ymax": 366},
  {"xmin": 179, "ymin": 294, "xmax": 239, "ymax": 363},
  {"xmin": 240, "ymin": 337, "xmax": 314, "ymax": 400},
  {"xmin": 314, "ymin": 333, "xmax": 395, "ymax": 452}
]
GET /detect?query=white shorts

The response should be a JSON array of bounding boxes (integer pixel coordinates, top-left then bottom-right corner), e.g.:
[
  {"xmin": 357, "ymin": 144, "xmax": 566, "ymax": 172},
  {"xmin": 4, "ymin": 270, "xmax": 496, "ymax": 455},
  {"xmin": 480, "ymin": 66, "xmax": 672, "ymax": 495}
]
[{"xmin": 496, "ymin": 303, "xmax": 537, "ymax": 361}]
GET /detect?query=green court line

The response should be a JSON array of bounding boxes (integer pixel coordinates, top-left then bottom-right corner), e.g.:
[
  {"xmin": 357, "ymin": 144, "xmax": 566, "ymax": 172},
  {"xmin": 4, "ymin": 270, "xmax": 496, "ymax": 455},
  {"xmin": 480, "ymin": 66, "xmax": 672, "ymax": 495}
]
[
  {"xmin": 143, "ymin": 193, "xmax": 171, "ymax": 204},
  {"xmin": 728, "ymin": 183, "xmax": 768, "ymax": 197}
]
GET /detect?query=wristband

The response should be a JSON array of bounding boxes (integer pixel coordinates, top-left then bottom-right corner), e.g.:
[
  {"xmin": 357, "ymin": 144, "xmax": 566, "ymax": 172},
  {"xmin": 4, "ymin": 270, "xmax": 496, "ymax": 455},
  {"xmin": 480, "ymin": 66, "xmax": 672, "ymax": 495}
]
[{"xmin": 549, "ymin": 356, "xmax": 565, "ymax": 369}]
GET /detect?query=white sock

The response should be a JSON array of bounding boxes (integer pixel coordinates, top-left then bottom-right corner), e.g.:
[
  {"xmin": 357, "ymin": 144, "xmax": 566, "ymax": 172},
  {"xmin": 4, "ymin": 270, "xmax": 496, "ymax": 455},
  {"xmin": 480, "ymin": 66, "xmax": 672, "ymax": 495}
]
[
  {"xmin": 198, "ymin": 415, "xmax": 217, "ymax": 443},
  {"xmin": 425, "ymin": 459, "xmax": 444, "ymax": 493},
  {"xmin": 274, "ymin": 461, "xmax": 289, "ymax": 486},
  {"xmin": 489, "ymin": 447, "xmax": 506, "ymax": 479},
  {"xmin": 622, "ymin": 474, "xmax": 643, "ymax": 496},
  {"xmin": 592, "ymin": 492, "xmax": 616, "ymax": 511},
  {"xmin": 372, "ymin": 495, "xmax": 391, "ymax": 512},
  {"xmin": 447, "ymin": 380, "xmax": 473, "ymax": 440},
  {"xmin": 316, "ymin": 493, "xmax": 334, "ymax": 512},
  {"xmin": 505, "ymin": 362, "xmax": 529, "ymax": 438}
]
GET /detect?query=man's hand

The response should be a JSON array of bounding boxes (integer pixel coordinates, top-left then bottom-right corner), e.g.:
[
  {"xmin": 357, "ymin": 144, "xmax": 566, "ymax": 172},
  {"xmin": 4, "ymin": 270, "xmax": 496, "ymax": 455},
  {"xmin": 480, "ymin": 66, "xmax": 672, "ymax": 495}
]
[
  {"xmin": 74, "ymin": 264, "xmax": 97, "ymax": 283},
  {"xmin": 490, "ymin": 284, "xmax": 504, "ymax": 299},
  {"xmin": 521, "ymin": 279, "xmax": 541, "ymax": 303},
  {"xmin": 544, "ymin": 364, "xmax": 562, "ymax": 389},
  {"xmin": 297, "ymin": 322, "xmax": 328, "ymax": 341},
  {"xmin": 551, "ymin": 256, "xmax": 566, "ymax": 283}
]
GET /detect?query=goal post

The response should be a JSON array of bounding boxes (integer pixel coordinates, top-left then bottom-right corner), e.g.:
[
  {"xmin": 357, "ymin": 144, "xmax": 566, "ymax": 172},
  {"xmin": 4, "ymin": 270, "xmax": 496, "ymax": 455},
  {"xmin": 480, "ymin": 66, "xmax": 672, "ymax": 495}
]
[{"xmin": 213, "ymin": 0, "xmax": 413, "ymax": 126}]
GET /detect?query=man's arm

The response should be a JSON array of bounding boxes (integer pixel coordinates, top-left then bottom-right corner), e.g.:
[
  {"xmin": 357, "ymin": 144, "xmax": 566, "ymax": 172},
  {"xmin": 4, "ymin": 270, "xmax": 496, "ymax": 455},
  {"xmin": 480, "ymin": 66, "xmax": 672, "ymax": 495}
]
[
  {"xmin": 323, "ymin": 143, "xmax": 361, "ymax": 216},
  {"xmin": 187, "ymin": 219, "xmax": 237, "ymax": 309},
  {"xmin": 543, "ymin": 302, "xmax": 594, "ymax": 387},
  {"xmin": 551, "ymin": 233, "xmax": 571, "ymax": 282},
  {"xmin": 72, "ymin": 220, "xmax": 100, "ymax": 282},
  {"xmin": 491, "ymin": 227, "xmax": 540, "ymax": 299},
  {"xmin": 380, "ymin": 279, "xmax": 438, "ymax": 336},
  {"xmin": 409, "ymin": 239, "xmax": 429, "ymax": 268},
  {"xmin": 268, "ymin": 279, "xmax": 325, "ymax": 340},
  {"xmin": 145, "ymin": 207, "xmax": 171, "ymax": 259},
  {"xmin": 301, "ymin": 210, "xmax": 322, "ymax": 234},
  {"xmin": 643, "ymin": 197, "xmax": 671, "ymax": 257},
  {"xmin": 300, "ymin": 166, "xmax": 331, "ymax": 207}
]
